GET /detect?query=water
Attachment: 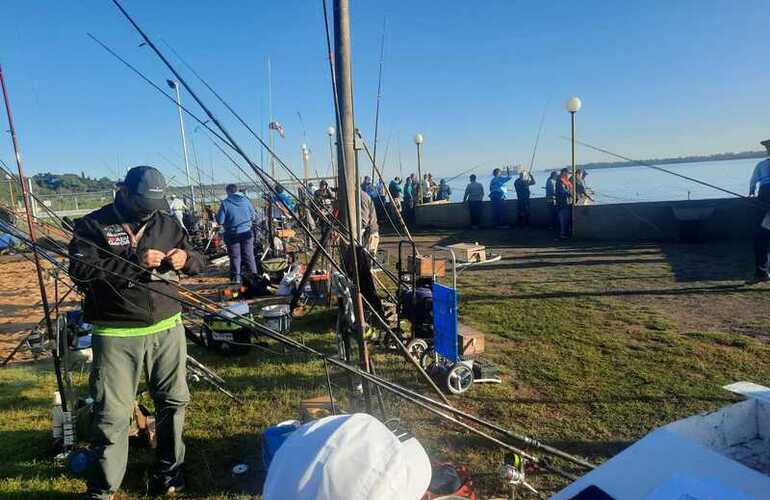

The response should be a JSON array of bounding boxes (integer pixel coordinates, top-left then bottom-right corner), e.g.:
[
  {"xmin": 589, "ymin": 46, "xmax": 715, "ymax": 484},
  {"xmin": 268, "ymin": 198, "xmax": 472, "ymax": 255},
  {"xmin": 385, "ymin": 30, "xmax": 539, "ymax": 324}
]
[{"xmin": 444, "ymin": 158, "xmax": 761, "ymax": 205}]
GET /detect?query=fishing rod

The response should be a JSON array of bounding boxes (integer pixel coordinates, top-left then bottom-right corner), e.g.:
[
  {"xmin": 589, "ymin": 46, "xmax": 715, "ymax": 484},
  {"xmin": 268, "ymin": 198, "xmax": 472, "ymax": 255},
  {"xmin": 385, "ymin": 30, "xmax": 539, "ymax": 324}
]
[
  {"xmin": 91, "ymin": 32, "xmax": 381, "ymax": 275},
  {"xmin": 371, "ymin": 17, "xmax": 386, "ymax": 180},
  {"xmin": 356, "ymin": 130, "xmax": 413, "ymax": 243},
  {"xmin": 158, "ymin": 37, "xmax": 378, "ymax": 259},
  {"xmin": 444, "ymin": 160, "xmax": 496, "ymax": 184},
  {"xmin": 0, "ymin": 64, "xmax": 69, "ymax": 413},
  {"xmin": 527, "ymin": 98, "xmax": 550, "ymax": 174},
  {"xmin": 104, "ymin": 0, "xmax": 574, "ymax": 435},
  {"xmin": 2, "ymin": 218, "xmax": 592, "ymax": 477},
  {"xmin": 569, "ymin": 138, "xmax": 767, "ymax": 208}
]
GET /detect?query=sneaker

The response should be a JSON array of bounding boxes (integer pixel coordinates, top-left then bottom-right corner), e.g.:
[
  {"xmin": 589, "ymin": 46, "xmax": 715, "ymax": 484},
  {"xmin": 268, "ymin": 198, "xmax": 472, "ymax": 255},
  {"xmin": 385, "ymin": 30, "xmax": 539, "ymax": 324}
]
[
  {"xmin": 754, "ymin": 269, "xmax": 770, "ymax": 281},
  {"xmin": 151, "ymin": 469, "xmax": 185, "ymax": 496}
]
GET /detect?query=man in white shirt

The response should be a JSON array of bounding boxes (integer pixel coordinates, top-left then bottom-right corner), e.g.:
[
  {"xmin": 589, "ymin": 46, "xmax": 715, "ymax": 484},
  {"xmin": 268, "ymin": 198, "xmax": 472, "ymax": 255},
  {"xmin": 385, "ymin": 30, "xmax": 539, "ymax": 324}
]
[{"xmin": 167, "ymin": 193, "xmax": 187, "ymax": 230}]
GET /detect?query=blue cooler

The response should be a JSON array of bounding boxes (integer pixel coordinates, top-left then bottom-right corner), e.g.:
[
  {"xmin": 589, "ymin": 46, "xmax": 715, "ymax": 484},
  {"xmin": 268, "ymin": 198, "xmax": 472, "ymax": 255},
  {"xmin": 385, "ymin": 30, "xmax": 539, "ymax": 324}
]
[{"xmin": 262, "ymin": 420, "xmax": 300, "ymax": 469}]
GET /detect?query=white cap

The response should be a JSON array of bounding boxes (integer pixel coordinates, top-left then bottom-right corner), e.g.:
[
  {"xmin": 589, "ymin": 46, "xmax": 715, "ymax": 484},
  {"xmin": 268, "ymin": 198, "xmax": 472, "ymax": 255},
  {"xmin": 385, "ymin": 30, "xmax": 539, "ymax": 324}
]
[{"xmin": 263, "ymin": 413, "xmax": 432, "ymax": 500}]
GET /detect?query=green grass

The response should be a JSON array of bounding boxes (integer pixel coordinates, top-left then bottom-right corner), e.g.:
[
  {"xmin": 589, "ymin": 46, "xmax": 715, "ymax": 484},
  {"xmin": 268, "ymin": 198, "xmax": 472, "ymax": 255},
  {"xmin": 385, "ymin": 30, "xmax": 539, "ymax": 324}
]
[{"xmin": 3, "ymin": 238, "xmax": 770, "ymax": 498}]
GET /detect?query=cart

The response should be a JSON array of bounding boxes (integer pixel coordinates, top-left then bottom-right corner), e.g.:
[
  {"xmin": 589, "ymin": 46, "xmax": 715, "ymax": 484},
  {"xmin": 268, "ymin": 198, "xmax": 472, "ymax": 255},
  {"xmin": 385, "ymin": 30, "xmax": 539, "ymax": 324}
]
[{"xmin": 419, "ymin": 246, "xmax": 502, "ymax": 394}]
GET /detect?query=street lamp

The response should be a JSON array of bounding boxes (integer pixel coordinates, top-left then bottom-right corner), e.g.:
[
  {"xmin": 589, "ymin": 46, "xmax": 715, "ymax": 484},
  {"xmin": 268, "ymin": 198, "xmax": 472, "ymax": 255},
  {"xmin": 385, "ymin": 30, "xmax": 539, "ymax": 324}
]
[
  {"xmin": 327, "ymin": 126, "xmax": 336, "ymax": 179},
  {"xmin": 301, "ymin": 143, "xmax": 310, "ymax": 185},
  {"xmin": 167, "ymin": 79, "xmax": 195, "ymax": 213},
  {"xmin": 565, "ymin": 97, "xmax": 582, "ymax": 206},
  {"xmin": 414, "ymin": 133, "xmax": 424, "ymax": 204}
]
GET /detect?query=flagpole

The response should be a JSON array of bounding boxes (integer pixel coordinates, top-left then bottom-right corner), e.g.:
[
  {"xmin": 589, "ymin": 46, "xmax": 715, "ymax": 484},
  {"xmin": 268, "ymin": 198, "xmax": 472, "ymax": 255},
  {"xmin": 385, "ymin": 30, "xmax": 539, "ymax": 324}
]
[{"xmin": 267, "ymin": 57, "xmax": 275, "ymax": 179}]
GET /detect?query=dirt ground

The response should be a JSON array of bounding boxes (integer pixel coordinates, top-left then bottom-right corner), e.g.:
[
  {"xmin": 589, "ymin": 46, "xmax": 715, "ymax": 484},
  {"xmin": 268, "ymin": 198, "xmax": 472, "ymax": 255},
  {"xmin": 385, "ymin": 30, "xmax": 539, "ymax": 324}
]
[{"xmin": 0, "ymin": 256, "xmax": 74, "ymax": 364}]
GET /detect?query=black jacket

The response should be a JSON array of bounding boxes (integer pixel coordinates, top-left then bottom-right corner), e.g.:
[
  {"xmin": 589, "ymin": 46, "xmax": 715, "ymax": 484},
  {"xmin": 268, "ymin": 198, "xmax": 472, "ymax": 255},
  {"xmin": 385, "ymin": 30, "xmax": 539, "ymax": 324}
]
[{"xmin": 68, "ymin": 203, "xmax": 205, "ymax": 326}]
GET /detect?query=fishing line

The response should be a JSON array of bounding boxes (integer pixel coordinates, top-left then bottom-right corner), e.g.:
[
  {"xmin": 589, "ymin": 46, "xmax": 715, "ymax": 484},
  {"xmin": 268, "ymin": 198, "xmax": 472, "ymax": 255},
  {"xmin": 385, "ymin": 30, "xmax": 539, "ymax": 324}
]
[
  {"xmin": 371, "ymin": 16, "xmax": 386, "ymax": 179},
  {"xmin": 527, "ymin": 97, "xmax": 550, "ymax": 174},
  {"xmin": 92, "ymin": 32, "xmax": 396, "ymax": 290},
  {"xmin": 444, "ymin": 159, "xmax": 496, "ymax": 184},
  {"xmin": 568, "ymin": 138, "xmax": 768, "ymax": 209},
  {"xmin": 356, "ymin": 130, "xmax": 412, "ymax": 243}
]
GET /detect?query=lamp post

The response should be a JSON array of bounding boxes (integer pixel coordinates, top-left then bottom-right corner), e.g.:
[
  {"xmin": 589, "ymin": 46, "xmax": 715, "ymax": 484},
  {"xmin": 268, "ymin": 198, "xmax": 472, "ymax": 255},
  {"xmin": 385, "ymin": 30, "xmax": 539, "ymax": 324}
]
[
  {"xmin": 565, "ymin": 97, "xmax": 582, "ymax": 206},
  {"xmin": 327, "ymin": 126, "xmax": 336, "ymax": 182},
  {"xmin": 301, "ymin": 144, "xmax": 310, "ymax": 186},
  {"xmin": 167, "ymin": 79, "xmax": 195, "ymax": 214},
  {"xmin": 414, "ymin": 133, "xmax": 424, "ymax": 204}
]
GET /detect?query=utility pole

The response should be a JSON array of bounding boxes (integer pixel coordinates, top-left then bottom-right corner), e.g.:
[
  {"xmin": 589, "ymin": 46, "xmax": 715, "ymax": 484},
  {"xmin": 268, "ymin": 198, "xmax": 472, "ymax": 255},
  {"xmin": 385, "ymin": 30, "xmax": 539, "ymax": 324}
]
[
  {"xmin": 334, "ymin": 0, "xmax": 359, "ymax": 241},
  {"xmin": 334, "ymin": 0, "xmax": 372, "ymax": 413},
  {"xmin": 168, "ymin": 80, "xmax": 195, "ymax": 213}
]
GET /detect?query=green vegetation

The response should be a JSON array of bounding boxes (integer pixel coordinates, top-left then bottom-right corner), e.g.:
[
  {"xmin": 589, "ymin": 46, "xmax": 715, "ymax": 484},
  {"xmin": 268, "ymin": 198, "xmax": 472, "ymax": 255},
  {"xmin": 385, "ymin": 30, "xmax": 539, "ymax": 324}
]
[
  {"xmin": 31, "ymin": 173, "xmax": 116, "ymax": 195},
  {"xmin": 543, "ymin": 149, "xmax": 767, "ymax": 172}
]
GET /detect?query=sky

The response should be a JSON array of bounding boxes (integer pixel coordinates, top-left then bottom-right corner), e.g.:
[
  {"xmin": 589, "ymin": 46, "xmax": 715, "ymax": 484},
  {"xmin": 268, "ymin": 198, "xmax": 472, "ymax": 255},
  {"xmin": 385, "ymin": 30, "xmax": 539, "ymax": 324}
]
[{"xmin": 0, "ymin": 0, "xmax": 768, "ymax": 186}]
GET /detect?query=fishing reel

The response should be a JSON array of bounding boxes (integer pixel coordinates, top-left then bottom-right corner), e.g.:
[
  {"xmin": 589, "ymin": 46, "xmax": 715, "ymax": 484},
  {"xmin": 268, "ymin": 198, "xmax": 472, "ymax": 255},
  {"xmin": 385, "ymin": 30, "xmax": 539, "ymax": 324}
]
[{"xmin": 498, "ymin": 453, "xmax": 538, "ymax": 497}]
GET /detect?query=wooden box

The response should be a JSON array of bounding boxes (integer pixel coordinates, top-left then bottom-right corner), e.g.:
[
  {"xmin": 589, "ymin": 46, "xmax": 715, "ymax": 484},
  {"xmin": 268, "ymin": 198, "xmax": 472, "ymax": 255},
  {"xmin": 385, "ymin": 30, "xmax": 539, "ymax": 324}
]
[
  {"xmin": 447, "ymin": 242, "xmax": 486, "ymax": 263},
  {"xmin": 407, "ymin": 255, "xmax": 446, "ymax": 278},
  {"xmin": 299, "ymin": 394, "xmax": 338, "ymax": 422},
  {"xmin": 459, "ymin": 332, "xmax": 485, "ymax": 356}
]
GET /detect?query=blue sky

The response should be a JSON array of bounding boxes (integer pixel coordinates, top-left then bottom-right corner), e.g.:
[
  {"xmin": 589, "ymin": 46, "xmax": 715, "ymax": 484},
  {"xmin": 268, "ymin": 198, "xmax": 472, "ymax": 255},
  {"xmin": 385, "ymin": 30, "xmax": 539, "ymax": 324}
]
[{"xmin": 0, "ymin": 0, "xmax": 768, "ymax": 185}]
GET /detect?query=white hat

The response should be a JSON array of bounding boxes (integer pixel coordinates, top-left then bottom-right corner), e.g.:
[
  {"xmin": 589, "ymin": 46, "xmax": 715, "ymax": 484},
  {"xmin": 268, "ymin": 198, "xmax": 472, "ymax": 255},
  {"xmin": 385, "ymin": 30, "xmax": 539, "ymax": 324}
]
[{"xmin": 262, "ymin": 413, "xmax": 432, "ymax": 500}]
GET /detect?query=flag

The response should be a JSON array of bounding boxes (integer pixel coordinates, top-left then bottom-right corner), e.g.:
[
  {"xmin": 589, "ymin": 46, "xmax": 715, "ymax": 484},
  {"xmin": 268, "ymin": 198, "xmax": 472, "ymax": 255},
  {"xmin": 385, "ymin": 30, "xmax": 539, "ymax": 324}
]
[{"xmin": 269, "ymin": 121, "xmax": 285, "ymax": 138}]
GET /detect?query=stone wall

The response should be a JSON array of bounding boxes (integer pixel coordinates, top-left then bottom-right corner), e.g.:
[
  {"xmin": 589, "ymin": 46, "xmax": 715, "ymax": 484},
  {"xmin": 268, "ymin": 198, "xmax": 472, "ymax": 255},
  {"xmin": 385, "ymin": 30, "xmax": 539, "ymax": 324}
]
[{"xmin": 414, "ymin": 196, "xmax": 758, "ymax": 241}]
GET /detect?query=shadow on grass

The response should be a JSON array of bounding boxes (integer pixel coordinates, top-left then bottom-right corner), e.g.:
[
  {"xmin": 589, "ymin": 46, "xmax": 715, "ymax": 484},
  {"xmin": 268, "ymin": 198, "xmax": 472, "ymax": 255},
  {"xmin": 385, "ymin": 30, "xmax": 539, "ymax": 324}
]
[
  {"xmin": 462, "ymin": 282, "xmax": 766, "ymax": 301},
  {"xmin": 465, "ymin": 394, "xmax": 735, "ymax": 406}
]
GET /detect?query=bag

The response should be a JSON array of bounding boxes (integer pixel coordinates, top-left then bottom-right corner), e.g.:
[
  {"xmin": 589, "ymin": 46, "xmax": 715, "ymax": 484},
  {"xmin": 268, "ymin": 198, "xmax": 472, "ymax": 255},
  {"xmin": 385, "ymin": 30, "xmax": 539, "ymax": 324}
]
[{"xmin": 201, "ymin": 302, "xmax": 254, "ymax": 354}]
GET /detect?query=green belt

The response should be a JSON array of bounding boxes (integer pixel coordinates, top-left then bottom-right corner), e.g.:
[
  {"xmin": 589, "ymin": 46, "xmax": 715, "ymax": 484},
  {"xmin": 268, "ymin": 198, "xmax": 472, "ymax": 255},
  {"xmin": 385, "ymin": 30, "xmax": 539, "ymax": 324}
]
[{"xmin": 93, "ymin": 313, "xmax": 182, "ymax": 337}]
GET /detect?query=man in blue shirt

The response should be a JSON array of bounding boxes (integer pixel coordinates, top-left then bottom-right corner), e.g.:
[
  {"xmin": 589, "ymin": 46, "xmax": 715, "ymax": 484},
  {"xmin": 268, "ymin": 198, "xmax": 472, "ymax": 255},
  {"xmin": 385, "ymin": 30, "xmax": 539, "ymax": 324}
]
[
  {"xmin": 489, "ymin": 166, "xmax": 512, "ymax": 227},
  {"xmin": 750, "ymin": 139, "xmax": 770, "ymax": 279},
  {"xmin": 217, "ymin": 184, "xmax": 257, "ymax": 284}
]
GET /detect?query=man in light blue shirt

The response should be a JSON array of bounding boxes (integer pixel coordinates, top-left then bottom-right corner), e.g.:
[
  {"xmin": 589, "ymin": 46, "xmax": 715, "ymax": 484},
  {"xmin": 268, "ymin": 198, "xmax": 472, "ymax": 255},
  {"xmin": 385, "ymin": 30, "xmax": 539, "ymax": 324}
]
[
  {"xmin": 489, "ymin": 166, "xmax": 512, "ymax": 227},
  {"xmin": 751, "ymin": 140, "xmax": 770, "ymax": 279}
]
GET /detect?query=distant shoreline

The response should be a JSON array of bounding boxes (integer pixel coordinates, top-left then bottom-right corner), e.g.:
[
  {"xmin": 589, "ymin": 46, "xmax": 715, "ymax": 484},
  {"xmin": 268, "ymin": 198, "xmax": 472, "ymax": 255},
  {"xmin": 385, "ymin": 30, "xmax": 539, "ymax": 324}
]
[{"xmin": 538, "ymin": 150, "xmax": 766, "ymax": 172}]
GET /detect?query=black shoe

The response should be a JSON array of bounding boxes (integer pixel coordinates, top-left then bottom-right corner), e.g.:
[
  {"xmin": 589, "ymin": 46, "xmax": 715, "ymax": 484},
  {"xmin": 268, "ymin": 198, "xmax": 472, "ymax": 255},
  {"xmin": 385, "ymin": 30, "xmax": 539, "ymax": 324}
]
[{"xmin": 151, "ymin": 468, "xmax": 185, "ymax": 496}]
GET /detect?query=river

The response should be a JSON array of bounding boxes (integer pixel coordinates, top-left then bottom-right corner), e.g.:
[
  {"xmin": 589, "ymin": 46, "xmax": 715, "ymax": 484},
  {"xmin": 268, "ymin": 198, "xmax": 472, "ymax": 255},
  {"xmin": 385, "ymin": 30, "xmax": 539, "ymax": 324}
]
[{"xmin": 444, "ymin": 157, "xmax": 762, "ymax": 205}]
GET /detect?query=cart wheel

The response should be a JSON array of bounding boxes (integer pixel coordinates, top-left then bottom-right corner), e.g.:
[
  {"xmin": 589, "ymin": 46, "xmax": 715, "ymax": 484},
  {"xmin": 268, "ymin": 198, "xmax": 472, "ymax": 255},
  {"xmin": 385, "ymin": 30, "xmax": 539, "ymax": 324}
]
[
  {"xmin": 445, "ymin": 363, "xmax": 474, "ymax": 394},
  {"xmin": 419, "ymin": 348, "xmax": 436, "ymax": 372},
  {"xmin": 406, "ymin": 339, "xmax": 428, "ymax": 361}
]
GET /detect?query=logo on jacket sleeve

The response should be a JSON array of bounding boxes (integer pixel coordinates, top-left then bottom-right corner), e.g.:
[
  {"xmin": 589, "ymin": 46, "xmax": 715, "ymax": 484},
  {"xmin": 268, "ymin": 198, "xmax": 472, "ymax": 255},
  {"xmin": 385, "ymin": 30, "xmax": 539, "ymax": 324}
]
[{"xmin": 104, "ymin": 225, "xmax": 130, "ymax": 247}]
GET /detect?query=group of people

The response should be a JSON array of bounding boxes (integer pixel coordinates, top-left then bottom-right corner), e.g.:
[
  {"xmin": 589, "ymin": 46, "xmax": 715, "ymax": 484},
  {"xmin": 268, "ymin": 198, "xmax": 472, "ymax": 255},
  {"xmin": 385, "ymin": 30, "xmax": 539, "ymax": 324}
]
[
  {"xmin": 353, "ymin": 165, "xmax": 595, "ymax": 239},
  {"xmin": 544, "ymin": 168, "xmax": 593, "ymax": 239},
  {"xmin": 457, "ymin": 166, "xmax": 593, "ymax": 237}
]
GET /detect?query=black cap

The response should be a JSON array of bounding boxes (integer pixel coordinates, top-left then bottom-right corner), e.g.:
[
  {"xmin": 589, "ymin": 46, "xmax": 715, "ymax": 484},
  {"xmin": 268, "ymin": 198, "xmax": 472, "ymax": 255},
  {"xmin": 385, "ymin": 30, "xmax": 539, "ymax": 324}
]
[{"xmin": 123, "ymin": 166, "xmax": 168, "ymax": 211}]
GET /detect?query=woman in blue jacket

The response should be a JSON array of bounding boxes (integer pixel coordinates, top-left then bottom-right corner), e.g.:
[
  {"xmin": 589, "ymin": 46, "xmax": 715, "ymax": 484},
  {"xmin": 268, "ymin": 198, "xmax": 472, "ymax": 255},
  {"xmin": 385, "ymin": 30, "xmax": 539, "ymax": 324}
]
[{"xmin": 217, "ymin": 184, "xmax": 258, "ymax": 284}]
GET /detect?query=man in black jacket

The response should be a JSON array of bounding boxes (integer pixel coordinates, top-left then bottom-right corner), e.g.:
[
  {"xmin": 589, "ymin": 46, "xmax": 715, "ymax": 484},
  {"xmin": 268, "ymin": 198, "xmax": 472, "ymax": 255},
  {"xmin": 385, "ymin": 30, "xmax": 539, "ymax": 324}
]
[
  {"xmin": 68, "ymin": 166, "xmax": 205, "ymax": 499},
  {"xmin": 514, "ymin": 171, "xmax": 536, "ymax": 226}
]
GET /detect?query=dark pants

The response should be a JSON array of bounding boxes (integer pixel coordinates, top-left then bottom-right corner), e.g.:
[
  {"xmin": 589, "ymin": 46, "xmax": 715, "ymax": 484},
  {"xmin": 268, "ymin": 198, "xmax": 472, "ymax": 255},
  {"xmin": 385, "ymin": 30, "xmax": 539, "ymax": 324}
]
[
  {"xmin": 517, "ymin": 198, "xmax": 531, "ymax": 226},
  {"xmin": 558, "ymin": 206, "xmax": 571, "ymax": 238},
  {"xmin": 87, "ymin": 323, "xmax": 189, "ymax": 499},
  {"xmin": 226, "ymin": 231, "xmax": 257, "ymax": 282},
  {"xmin": 468, "ymin": 200, "xmax": 482, "ymax": 227},
  {"xmin": 491, "ymin": 192, "xmax": 506, "ymax": 227},
  {"xmin": 754, "ymin": 185, "xmax": 770, "ymax": 271},
  {"xmin": 402, "ymin": 199, "xmax": 414, "ymax": 225},
  {"xmin": 548, "ymin": 202, "xmax": 558, "ymax": 230}
]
